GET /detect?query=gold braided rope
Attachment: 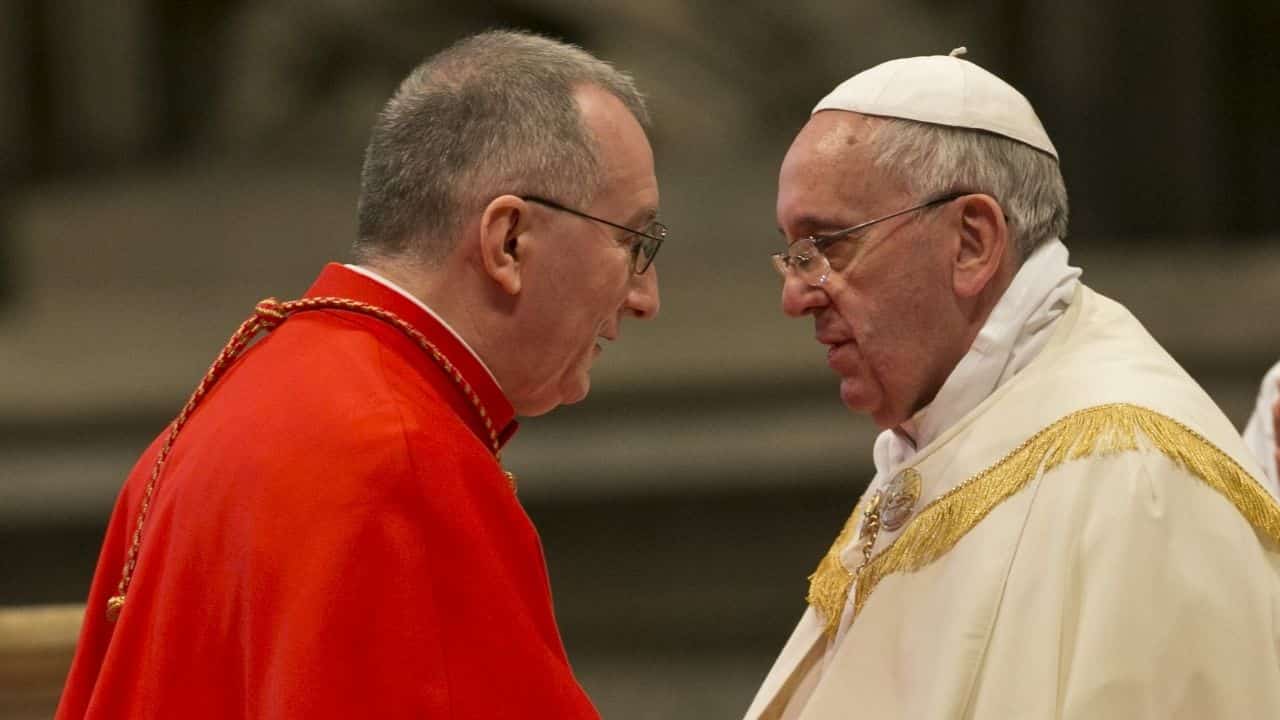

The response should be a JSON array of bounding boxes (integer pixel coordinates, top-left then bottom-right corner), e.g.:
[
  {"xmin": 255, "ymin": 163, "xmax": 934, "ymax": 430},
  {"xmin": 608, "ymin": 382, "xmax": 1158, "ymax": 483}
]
[{"xmin": 105, "ymin": 297, "xmax": 511, "ymax": 622}]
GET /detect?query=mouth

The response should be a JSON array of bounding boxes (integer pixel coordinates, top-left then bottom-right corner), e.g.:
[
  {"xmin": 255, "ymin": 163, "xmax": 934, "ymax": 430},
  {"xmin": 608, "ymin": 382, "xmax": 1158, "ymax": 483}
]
[
  {"xmin": 595, "ymin": 334, "xmax": 616, "ymax": 353},
  {"xmin": 817, "ymin": 335, "xmax": 851, "ymax": 350},
  {"xmin": 818, "ymin": 335, "xmax": 856, "ymax": 367}
]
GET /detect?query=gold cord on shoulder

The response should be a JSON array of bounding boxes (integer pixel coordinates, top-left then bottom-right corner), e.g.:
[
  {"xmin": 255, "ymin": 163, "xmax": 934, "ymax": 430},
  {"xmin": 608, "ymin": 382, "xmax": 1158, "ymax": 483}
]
[
  {"xmin": 807, "ymin": 403, "xmax": 1280, "ymax": 636},
  {"xmin": 106, "ymin": 296, "xmax": 511, "ymax": 622}
]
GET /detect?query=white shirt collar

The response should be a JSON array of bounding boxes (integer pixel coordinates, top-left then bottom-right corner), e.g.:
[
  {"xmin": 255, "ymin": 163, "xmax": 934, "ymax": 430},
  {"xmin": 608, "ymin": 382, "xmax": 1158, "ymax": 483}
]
[
  {"xmin": 342, "ymin": 263, "xmax": 502, "ymax": 389},
  {"xmin": 873, "ymin": 239, "xmax": 1082, "ymax": 475}
]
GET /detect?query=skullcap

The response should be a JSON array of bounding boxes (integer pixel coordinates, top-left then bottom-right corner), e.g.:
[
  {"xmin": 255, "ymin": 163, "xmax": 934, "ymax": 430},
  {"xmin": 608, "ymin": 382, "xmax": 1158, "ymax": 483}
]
[{"xmin": 813, "ymin": 47, "xmax": 1057, "ymax": 159}]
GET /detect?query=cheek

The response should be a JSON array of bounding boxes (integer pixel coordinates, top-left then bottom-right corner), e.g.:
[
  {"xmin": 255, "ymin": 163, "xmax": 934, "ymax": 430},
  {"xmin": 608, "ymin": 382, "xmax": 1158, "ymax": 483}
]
[
  {"xmin": 827, "ymin": 281, "xmax": 883, "ymax": 343},
  {"xmin": 585, "ymin": 271, "xmax": 631, "ymax": 320},
  {"xmin": 831, "ymin": 276, "xmax": 926, "ymax": 362},
  {"xmin": 552, "ymin": 281, "xmax": 618, "ymax": 354},
  {"xmin": 576, "ymin": 249, "xmax": 631, "ymax": 301}
]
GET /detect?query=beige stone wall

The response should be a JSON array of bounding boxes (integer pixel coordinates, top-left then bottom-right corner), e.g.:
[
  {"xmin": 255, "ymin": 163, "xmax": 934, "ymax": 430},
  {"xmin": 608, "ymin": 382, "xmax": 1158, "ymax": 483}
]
[{"xmin": 0, "ymin": 605, "xmax": 81, "ymax": 719}]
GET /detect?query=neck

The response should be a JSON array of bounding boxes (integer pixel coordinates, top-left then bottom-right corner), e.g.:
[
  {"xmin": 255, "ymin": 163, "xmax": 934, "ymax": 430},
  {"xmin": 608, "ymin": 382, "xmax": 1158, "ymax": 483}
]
[
  {"xmin": 360, "ymin": 256, "xmax": 485, "ymax": 355},
  {"xmin": 360, "ymin": 257, "xmax": 435, "ymax": 305},
  {"xmin": 894, "ymin": 241, "xmax": 1079, "ymax": 442},
  {"xmin": 358, "ymin": 256, "xmax": 519, "ymax": 399},
  {"xmin": 905, "ymin": 263, "xmax": 1017, "ymax": 427}
]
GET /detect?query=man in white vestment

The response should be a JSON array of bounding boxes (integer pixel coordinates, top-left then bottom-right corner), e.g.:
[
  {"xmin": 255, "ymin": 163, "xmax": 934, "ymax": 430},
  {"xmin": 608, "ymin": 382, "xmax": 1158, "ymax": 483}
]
[
  {"xmin": 746, "ymin": 48, "xmax": 1280, "ymax": 720},
  {"xmin": 1243, "ymin": 360, "xmax": 1280, "ymax": 494}
]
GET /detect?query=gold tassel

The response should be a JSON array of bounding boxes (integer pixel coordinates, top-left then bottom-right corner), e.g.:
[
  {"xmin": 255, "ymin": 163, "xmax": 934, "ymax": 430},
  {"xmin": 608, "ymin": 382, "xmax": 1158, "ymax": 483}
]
[{"xmin": 806, "ymin": 498, "xmax": 866, "ymax": 637}]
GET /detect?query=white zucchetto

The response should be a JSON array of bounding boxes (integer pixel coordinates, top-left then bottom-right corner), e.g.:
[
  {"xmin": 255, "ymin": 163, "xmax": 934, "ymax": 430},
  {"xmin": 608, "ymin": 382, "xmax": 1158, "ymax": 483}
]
[{"xmin": 813, "ymin": 47, "xmax": 1058, "ymax": 160}]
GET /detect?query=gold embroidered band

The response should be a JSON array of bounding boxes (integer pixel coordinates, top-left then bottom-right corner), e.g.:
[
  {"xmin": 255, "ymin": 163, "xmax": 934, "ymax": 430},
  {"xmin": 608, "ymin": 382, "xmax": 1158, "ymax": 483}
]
[{"xmin": 806, "ymin": 403, "xmax": 1280, "ymax": 636}]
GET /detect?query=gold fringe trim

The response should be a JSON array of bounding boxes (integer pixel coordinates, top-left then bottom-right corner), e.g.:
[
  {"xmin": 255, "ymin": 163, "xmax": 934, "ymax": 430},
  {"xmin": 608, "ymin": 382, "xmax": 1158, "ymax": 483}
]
[
  {"xmin": 806, "ymin": 497, "xmax": 866, "ymax": 637},
  {"xmin": 806, "ymin": 403, "xmax": 1280, "ymax": 635},
  {"xmin": 851, "ymin": 403, "xmax": 1280, "ymax": 620}
]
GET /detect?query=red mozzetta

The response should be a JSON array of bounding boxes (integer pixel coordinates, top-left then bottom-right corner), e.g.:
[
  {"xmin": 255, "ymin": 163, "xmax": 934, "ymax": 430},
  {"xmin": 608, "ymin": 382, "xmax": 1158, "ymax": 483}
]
[{"xmin": 57, "ymin": 263, "xmax": 598, "ymax": 719}]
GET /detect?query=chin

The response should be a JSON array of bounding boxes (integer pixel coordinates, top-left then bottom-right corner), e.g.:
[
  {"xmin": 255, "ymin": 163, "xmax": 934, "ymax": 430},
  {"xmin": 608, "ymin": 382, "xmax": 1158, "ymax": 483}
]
[
  {"xmin": 514, "ymin": 365, "xmax": 594, "ymax": 416},
  {"xmin": 513, "ymin": 396, "xmax": 558, "ymax": 417},
  {"xmin": 839, "ymin": 378, "xmax": 894, "ymax": 427},
  {"xmin": 838, "ymin": 376, "xmax": 873, "ymax": 410},
  {"xmin": 563, "ymin": 375, "xmax": 591, "ymax": 405}
]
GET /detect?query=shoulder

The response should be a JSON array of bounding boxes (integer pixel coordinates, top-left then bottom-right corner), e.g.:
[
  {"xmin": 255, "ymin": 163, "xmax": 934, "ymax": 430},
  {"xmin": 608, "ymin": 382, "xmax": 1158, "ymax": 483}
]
[
  {"xmin": 1026, "ymin": 405, "xmax": 1280, "ymax": 552},
  {"xmin": 983, "ymin": 286, "xmax": 1261, "ymax": 480},
  {"xmin": 230, "ymin": 315, "xmax": 475, "ymax": 481},
  {"xmin": 207, "ymin": 307, "xmax": 508, "ymax": 503}
]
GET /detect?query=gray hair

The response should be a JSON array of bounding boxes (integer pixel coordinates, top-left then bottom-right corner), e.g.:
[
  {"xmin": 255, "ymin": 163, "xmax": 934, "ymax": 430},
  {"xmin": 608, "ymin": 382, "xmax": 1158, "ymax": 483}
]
[
  {"xmin": 353, "ymin": 30, "xmax": 649, "ymax": 265},
  {"xmin": 868, "ymin": 118, "xmax": 1069, "ymax": 260}
]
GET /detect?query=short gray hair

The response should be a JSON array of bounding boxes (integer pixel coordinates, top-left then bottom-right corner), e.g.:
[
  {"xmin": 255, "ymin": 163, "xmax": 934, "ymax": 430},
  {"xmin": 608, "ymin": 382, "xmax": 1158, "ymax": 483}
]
[
  {"xmin": 354, "ymin": 30, "xmax": 649, "ymax": 264},
  {"xmin": 868, "ymin": 118, "xmax": 1069, "ymax": 260}
]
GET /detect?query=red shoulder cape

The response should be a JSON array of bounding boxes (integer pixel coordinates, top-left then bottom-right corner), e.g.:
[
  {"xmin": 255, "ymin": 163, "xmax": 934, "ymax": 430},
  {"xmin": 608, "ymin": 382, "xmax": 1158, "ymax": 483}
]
[{"xmin": 57, "ymin": 264, "xmax": 598, "ymax": 719}]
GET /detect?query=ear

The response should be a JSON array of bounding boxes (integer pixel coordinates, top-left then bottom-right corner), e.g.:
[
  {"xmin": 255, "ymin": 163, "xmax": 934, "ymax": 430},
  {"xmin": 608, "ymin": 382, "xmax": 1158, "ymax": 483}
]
[
  {"xmin": 952, "ymin": 194, "xmax": 1010, "ymax": 299},
  {"xmin": 477, "ymin": 195, "xmax": 526, "ymax": 295}
]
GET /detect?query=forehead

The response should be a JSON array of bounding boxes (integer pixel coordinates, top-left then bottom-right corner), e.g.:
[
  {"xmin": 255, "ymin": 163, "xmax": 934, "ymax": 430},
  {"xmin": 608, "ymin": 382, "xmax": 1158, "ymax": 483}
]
[
  {"xmin": 575, "ymin": 84, "xmax": 658, "ymax": 209},
  {"xmin": 777, "ymin": 112, "xmax": 898, "ymax": 235}
]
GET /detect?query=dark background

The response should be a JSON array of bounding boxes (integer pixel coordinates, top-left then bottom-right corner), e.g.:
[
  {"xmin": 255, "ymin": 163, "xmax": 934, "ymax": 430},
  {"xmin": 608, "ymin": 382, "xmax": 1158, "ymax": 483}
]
[{"xmin": 2, "ymin": 2, "xmax": 1277, "ymax": 717}]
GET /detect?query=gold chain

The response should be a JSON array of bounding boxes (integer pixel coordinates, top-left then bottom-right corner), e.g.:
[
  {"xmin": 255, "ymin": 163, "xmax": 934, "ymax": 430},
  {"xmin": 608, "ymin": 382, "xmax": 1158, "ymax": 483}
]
[
  {"xmin": 856, "ymin": 490, "xmax": 883, "ymax": 571},
  {"xmin": 823, "ymin": 491, "xmax": 883, "ymax": 637},
  {"xmin": 105, "ymin": 297, "xmax": 512, "ymax": 622}
]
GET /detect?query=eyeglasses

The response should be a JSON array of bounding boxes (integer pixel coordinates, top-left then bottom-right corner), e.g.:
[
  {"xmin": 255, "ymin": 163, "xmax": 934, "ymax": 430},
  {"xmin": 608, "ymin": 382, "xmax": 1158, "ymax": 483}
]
[
  {"xmin": 522, "ymin": 196, "xmax": 667, "ymax": 274},
  {"xmin": 771, "ymin": 192, "xmax": 966, "ymax": 286}
]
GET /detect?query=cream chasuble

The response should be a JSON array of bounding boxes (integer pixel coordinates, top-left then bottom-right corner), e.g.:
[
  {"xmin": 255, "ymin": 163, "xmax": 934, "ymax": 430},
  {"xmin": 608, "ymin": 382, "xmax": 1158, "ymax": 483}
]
[{"xmin": 745, "ymin": 246, "xmax": 1280, "ymax": 719}]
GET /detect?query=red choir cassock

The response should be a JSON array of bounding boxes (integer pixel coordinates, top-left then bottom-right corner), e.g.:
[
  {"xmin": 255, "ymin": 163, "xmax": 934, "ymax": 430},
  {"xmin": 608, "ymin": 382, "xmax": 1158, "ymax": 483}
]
[{"xmin": 57, "ymin": 263, "xmax": 599, "ymax": 719}]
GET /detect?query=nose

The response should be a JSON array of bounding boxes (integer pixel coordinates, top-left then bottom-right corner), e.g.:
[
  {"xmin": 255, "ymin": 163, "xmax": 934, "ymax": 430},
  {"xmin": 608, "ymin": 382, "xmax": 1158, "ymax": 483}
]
[
  {"xmin": 780, "ymin": 270, "xmax": 827, "ymax": 318},
  {"xmin": 626, "ymin": 264, "xmax": 660, "ymax": 319}
]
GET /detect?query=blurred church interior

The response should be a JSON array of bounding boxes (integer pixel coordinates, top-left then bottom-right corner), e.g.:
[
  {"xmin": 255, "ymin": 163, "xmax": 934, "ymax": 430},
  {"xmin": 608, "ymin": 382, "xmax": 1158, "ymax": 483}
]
[{"xmin": 1, "ymin": 1, "xmax": 1277, "ymax": 717}]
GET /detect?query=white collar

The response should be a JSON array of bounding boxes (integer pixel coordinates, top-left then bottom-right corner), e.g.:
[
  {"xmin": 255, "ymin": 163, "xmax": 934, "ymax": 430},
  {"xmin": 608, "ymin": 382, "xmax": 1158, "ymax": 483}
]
[
  {"xmin": 342, "ymin": 263, "xmax": 502, "ymax": 389},
  {"xmin": 874, "ymin": 239, "xmax": 1082, "ymax": 474}
]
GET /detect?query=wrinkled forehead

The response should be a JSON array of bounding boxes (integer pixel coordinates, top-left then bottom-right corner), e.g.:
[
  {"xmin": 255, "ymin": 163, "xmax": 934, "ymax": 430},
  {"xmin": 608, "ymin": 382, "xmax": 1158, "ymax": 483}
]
[
  {"xmin": 773, "ymin": 112, "xmax": 896, "ymax": 233},
  {"xmin": 777, "ymin": 111, "xmax": 904, "ymax": 233}
]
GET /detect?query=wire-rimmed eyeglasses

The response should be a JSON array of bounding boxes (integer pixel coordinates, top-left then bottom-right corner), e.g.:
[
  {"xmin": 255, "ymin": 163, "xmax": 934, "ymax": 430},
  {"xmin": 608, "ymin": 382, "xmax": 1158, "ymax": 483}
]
[
  {"xmin": 771, "ymin": 192, "xmax": 966, "ymax": 286},
  {"xmin": 522, "ymin": 196, "xmax": 666, "ymax": 274}
]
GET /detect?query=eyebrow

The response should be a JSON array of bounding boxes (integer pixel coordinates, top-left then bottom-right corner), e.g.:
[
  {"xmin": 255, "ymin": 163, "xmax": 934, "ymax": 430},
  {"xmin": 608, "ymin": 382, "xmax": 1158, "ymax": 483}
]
[
  {"xmin": 777, "ymin": 214, "xmax": 858, "ymax": 245},
  {"xmin": 625, "ymin": 207, "xmax": 659, "ymax": 229}
]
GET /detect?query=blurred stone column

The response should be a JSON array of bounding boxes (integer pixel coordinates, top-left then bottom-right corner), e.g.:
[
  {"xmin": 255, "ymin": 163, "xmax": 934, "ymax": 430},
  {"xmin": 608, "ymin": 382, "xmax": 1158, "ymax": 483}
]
[
  {"xmin": 0, "ymin": 2, "xmax": 29, "ymax": 174},
  {"xmin": 997, "ymin": 0, "xmax": 1223, "ymax": 237},
  {"xmin": 42, "ymin": 0, "xmax": 155, "ymax": 167},
  {"xmin": 0, "ymin": 1, "xmax": 27, "ymax": 308},
  {"xmin": 1217, "ymin": 0, "xmax": 1280, "ymax": 234}
]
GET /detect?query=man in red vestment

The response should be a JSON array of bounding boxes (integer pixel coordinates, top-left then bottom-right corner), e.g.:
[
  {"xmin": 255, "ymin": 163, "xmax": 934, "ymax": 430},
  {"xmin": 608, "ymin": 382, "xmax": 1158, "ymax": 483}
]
[{"xmin": 57, "ymin": 30, "xmax": 663, "ymax": 719}]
